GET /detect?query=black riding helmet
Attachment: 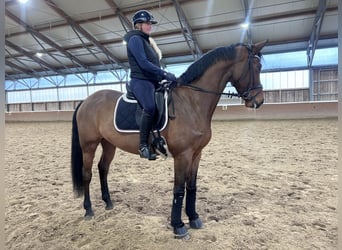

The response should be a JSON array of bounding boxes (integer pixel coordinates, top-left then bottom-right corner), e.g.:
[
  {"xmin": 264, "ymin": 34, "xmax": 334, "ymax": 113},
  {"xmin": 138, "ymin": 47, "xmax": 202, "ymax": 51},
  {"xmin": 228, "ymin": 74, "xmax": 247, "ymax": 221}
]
[{"xmin": 132, "ymin": 10, "xmax": 158, "ymax": 26}]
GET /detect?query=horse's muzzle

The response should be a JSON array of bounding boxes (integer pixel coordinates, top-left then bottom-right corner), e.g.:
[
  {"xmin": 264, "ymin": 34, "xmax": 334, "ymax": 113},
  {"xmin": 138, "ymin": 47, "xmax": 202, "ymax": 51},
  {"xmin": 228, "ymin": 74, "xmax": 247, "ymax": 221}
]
[{"xmin": 244, "ymin": 90, "xmax": 264, "ymax": 109}]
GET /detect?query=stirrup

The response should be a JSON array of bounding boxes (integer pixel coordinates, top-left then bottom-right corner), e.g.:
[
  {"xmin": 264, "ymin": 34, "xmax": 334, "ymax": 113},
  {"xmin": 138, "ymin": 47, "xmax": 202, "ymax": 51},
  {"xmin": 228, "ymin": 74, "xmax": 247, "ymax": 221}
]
[{"xmin": 139, "ymin": 146, "xmax": 157, "ymax": 160}]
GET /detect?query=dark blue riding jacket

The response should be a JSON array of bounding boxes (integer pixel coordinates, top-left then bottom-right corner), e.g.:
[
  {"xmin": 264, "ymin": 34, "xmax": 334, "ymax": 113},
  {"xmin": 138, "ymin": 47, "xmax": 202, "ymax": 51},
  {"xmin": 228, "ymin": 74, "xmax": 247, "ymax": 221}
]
[
  {"xmin": 124, "ymin": 30, "xmax": 165, "ymax": 115},
  {"xmin": 124, "ymin": 30, "xmax": 164, "ymax": 83}
]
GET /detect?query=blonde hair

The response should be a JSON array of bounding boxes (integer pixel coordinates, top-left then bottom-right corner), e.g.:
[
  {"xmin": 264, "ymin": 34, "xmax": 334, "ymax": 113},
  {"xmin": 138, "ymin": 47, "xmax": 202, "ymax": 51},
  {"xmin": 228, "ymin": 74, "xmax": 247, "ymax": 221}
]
[
  {"xmin": 149, "ymin": 37, "xmax": 162, "ymax": 60},
  {"xmin": 134, "ymin": 23, "xmax": 142, "ymax": 30},
  {"xmin": 134, "ymin": 23, "xmax": 162, "ymax": 60}
]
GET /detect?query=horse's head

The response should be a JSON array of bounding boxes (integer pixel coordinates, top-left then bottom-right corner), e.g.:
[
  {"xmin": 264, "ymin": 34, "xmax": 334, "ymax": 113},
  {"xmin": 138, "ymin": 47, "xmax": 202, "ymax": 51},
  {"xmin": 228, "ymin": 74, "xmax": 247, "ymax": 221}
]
[{"xmin": 230, "ymin": 41, "xmax": 267, "ymax": 109}]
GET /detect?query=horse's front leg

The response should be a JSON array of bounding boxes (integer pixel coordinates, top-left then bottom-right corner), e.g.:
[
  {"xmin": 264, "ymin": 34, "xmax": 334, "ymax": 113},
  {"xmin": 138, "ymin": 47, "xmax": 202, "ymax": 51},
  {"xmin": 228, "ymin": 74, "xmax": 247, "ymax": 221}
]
[
  {"xmin": 171, "ymin": 154, "xmax": 191, "ymax": 239},
  {"xmin": 185, "ymin": 152, "xmax": 203, "ymax": 229},
  {"xmin": 171, "ymin": 184, "xmax": 188, "ymax": 238}
]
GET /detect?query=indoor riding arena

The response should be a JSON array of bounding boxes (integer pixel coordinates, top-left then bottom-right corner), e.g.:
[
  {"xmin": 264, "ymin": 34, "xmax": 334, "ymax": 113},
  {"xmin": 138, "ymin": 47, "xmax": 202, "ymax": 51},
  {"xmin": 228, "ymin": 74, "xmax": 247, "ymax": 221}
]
[{"xmin": 3, "ymin": 1, "xmax": 339, "ymax": 250}]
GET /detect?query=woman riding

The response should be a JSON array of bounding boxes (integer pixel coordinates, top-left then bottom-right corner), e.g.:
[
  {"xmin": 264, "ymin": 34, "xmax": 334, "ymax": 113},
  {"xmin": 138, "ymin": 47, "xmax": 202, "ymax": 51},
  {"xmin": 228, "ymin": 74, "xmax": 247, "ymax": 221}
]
[{"xmin": 124, "ymin": 10, "xmax": 177, "ymax": 160}]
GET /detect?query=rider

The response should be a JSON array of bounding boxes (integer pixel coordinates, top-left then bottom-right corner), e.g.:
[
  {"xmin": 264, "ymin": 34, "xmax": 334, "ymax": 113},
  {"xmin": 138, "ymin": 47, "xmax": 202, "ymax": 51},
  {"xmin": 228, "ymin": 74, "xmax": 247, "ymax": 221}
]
[{"xmin": 124, "ymin": 10, "xmax": 177, "ymax": 160}]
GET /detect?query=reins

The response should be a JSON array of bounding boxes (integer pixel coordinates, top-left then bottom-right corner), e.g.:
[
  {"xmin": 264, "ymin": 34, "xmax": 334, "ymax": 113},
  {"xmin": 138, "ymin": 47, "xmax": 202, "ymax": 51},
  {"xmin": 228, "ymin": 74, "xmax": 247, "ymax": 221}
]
[
  {"xmin": 178, "ymin": 84, "xmax": 240, "ymax": 98},
  {"xmin": 166, "ymin": 44, "xmax": 263, "ymax": 117},
  {"xmin": 166, "ymin": 84, "xmax": 240, "ymax": 120},
  {"xmin": 176, "ymin": 45, "xmax": 262, "ymax": 102}
]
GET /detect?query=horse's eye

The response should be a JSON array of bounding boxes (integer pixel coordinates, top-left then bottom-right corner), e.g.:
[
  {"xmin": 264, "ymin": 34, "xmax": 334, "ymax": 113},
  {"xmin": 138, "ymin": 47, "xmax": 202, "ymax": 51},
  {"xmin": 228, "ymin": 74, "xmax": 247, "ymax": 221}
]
[
  {"xmin": 257, "ymin": 64, "xmax": 262, "ymax": 72},
  {"xmin": 254, "ymin": 61, "xmax": 261, "ymax": 72}
]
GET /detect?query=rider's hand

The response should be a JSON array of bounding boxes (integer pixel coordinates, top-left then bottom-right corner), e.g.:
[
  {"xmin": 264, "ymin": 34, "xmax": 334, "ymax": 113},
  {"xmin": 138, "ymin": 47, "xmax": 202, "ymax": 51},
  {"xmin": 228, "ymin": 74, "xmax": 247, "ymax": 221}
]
[{"xmin": 162, "ymin": 71, "xmax": 177, "ymax": 82}]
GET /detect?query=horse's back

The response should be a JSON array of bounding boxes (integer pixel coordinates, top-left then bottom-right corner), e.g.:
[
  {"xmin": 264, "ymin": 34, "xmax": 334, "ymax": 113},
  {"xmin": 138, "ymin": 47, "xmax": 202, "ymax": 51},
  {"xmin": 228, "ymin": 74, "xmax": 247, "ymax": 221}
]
[
  {"xmin": 77, "ymin": 89, "xmax": 122, "ymax": 139},
  {"xmin": 79, "ymin": 89, "xmax": 121, "ymax": 115},
  {"xmin": 84, "ymin": 89, "xmax": 121, "ymax": 104}
]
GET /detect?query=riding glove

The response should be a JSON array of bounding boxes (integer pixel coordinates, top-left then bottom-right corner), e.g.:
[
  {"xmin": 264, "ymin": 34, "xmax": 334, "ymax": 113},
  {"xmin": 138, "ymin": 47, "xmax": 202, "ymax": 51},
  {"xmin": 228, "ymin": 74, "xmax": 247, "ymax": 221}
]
[{"xmin": 163, "ymin": 71, "xmax": 177, "ymax": 82}]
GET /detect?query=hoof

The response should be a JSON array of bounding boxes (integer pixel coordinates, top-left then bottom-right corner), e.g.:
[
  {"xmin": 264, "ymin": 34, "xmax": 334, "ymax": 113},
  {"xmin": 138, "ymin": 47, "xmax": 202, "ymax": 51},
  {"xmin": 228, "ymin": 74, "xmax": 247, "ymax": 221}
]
[
  {"xmin": 105, "ymin": 201, "xmax": 114, "ymax": 210},
  {"xmin": 189, "ymin": 217, "xmax": 203, "ymax": 229},
  {"xmin": 84, "ymin": 210, "xmax": 94, "ymax": 220},
  {"xmin": 173, "ymin": 225, "xmax": 190, "ymax": 240},
  {"xmin": 105, "ymin": 204, "xmax": 113, "ymax": 210}
]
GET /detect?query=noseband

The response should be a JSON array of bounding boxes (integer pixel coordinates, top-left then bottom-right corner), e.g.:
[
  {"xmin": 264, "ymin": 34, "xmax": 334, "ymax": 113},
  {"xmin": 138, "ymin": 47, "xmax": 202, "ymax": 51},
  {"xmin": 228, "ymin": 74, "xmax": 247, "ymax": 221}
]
[{"xmin": 234, "ymin": 47, "xmax": 263, "ymax": 102}]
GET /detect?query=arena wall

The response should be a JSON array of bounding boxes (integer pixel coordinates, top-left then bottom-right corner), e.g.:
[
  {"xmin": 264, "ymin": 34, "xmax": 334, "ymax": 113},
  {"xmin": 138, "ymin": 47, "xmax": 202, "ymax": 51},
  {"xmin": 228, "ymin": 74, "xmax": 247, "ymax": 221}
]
[
  {"xmin": 5, "ymin": 101, "xmax": 337, "ymax": 122},
  {"xmin": 213, "ymin": 101, "xmax": 337, "ymax": 120}
]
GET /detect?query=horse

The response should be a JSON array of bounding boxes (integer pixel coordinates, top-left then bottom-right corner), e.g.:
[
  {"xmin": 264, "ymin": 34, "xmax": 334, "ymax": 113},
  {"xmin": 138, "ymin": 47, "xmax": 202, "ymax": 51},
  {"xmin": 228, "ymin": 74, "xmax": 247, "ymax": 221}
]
[{"xmin": 71, "ymin": 41, "xmax": 267, "ymax": 239}]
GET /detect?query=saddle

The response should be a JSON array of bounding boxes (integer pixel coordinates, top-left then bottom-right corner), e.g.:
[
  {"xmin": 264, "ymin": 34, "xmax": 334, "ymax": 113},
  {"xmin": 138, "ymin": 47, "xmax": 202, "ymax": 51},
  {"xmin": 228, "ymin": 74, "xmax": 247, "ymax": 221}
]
[
  {"xmin": 114, "ymin": 86, "xmax": 168, "ymax": 133},
  {"xmin": 113, "ymin": 82, "xmax": 172, "ymax": 157}
]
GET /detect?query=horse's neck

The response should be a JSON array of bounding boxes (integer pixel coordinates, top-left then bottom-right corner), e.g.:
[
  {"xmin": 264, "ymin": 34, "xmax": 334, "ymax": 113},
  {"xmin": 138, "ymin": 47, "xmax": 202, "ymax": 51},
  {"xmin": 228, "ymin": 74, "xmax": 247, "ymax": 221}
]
[
  {"xmin": 197, "ymin": 61, "xmax": 232, "ymax": 93},
  {"xmin": 194, "ymin": 61, "xmax": 232, "ymax": 109},
  {"xmin": 178, "ymin": 61, "xmax": 233, "ymax": 122}
]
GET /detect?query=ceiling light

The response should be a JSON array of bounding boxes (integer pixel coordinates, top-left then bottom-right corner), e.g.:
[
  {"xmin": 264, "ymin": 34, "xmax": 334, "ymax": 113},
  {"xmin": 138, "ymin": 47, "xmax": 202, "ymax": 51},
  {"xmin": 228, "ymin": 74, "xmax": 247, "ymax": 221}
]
[
  {"xmin": 241, "ymin": 22, "xmax": 249, "ymax": 29},
  {"xmin": 18, "ymin": 0, "xmax": 29, "ymax": 3},
  {"xmin": 35, "ymin": 52, "xmax": 43, "ymax": 58}
]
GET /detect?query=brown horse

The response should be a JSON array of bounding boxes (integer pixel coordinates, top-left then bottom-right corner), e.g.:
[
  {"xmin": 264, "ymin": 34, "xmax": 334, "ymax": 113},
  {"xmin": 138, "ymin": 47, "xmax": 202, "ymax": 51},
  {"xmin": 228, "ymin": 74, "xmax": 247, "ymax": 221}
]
[{"xmin": 71, "ymin": 41, "xmax": 267, "ymax": 239}]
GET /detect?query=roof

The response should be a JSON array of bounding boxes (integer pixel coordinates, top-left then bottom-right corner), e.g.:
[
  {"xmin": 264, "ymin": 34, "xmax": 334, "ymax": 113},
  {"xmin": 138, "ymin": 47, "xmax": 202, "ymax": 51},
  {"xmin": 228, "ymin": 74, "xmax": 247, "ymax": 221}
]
[{"xmin": 5, "ymin": 0, "xmax": 339, "ymax": 80}]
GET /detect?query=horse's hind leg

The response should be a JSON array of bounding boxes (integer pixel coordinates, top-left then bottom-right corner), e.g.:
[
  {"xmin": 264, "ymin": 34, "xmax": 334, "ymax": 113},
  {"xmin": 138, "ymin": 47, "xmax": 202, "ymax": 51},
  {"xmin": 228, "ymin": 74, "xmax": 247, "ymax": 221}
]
[
  {"xmin": 98, "ymin": 139, "xmax": 116, "ymax": 210},
  {"xmin": 82, "ymin": 142, "xmax": 99, "ymax": 219}
]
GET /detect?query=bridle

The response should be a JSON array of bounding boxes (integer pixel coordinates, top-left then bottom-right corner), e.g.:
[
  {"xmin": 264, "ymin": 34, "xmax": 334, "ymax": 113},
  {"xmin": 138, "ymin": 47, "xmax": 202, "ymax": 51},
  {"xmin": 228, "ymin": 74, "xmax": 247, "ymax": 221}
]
[
  {"xmin": 233, "ymin": 46, "xmax": 263, "ymax": 102},
  {"xmin": 178, "ymin": 45, "xmax": 263, "ymax": 101}
]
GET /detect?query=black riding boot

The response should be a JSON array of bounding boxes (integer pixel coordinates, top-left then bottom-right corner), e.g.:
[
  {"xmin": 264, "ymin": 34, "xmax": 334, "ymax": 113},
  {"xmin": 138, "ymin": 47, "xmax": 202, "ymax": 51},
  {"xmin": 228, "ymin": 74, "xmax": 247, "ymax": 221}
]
[{"xmin": 139, "ymin": 111, "xmax": 157, "ymax": 160}]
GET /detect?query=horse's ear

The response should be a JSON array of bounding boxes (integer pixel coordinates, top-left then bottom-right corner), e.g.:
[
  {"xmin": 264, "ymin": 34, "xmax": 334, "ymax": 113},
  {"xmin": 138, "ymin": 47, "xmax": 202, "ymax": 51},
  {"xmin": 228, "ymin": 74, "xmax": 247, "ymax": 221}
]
[{"xmin": 252, "ymin": 40, "xmax": 268, "ymax": 54}]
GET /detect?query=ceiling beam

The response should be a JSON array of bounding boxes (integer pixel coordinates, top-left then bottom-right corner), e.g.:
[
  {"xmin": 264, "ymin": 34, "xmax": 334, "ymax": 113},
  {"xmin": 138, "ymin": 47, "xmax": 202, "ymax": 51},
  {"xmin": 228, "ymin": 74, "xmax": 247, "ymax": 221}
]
[
  {"xmin": 5, "ymin": 47, "xmax": 42, "ymax": 78},
  {"xmin": 6, "ymin": 0, "xmax": 199, "ymax": 38},
  {"xmin": 44, "ymin": 0, "xmax": 128, "ymax": 70},
  {"xmin": 105, "ymin": 0, "xmax": 132, "ymax": 32},
  {"xmin": 5, "ymin": 40, "xmax": 59, "ymax": 73},
  {"xmin": 172, "ymin": 0, "xmax": 202, "ymax": 59},
  {"xmin": 241, "ymin": 0, "xmax": 253, "ymax": 44},
  {"xmin": 5, "ymin": 9, "xmax": 89, "ymax": 71},
  {"xmin": 4, "ymin": 0, "xmax": 18, "ymax": 7},
  {"xmin": 5, "ymin": 59, "xmax": 38, "ymax": 77},
  {"xmin": 5, "ymin": 21, "xmax": 338, "ymax": 63},
  {"xmin": 307, "ymin": 0, "xmax": 327, "ymax": 67},
  {"xmin": 6, "ymin": 5, "xmax": 338, "ymax": 39}
]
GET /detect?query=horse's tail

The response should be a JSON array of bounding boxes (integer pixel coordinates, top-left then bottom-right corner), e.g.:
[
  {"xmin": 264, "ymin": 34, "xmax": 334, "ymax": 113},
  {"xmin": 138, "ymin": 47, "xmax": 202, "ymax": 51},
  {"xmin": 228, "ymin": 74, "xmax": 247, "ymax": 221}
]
[{"xmin": 71, "ymin": 102, "xmax": 84, "ymax": 197}]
